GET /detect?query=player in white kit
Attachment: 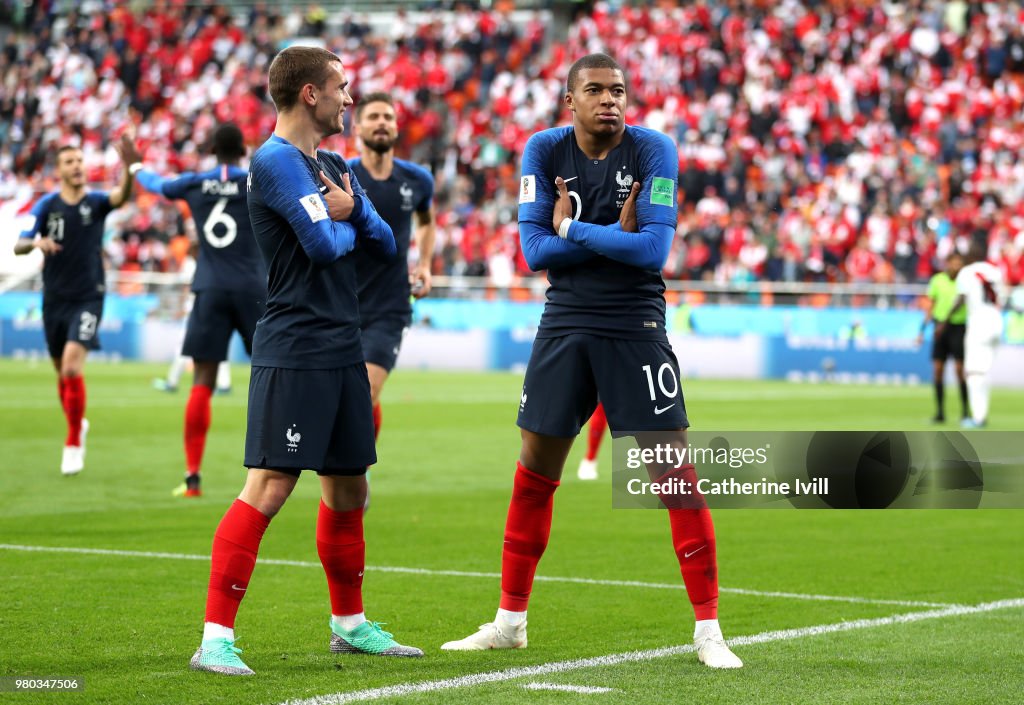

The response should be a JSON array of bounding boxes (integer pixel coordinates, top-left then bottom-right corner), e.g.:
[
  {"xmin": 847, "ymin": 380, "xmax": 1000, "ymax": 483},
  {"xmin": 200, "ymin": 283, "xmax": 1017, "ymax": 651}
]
[{"xmin": 939, "ymin": 244, "xmax": 1005, "ymax": 428}]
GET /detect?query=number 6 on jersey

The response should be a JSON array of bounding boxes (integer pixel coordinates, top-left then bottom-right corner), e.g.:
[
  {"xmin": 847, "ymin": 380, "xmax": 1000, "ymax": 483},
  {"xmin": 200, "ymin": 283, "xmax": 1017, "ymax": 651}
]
[{"xmin": 203, "ymin": 197, "xmax": 238, "ymax": 248}]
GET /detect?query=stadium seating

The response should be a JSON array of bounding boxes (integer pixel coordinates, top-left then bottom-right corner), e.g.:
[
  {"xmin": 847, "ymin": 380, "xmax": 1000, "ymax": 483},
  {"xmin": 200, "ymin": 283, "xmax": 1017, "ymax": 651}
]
[{"xmin": 1, "ymin": 1, "xmax": 1022, "ymax": 288}]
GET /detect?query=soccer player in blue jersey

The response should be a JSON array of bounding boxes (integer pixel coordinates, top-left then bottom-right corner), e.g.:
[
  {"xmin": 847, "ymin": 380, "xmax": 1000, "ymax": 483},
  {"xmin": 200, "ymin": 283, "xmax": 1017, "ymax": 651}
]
[
  {"xmin": 14, "ymin": 135, "xmax": 141, "ymax": 476},
  {"xmin": 442, "ymin": 54, "xmax": 743, "ymax": 669},
  {"xmin": 349, "ymin": 92, "xmax": 436, "ymax": 441},
  {"xmin": 191, "ymin": 46, "xmax": 421, "ymax": 677},
  {"xmin": 135, "ymin": 123, "xmax": 266, "ymax": 498}
]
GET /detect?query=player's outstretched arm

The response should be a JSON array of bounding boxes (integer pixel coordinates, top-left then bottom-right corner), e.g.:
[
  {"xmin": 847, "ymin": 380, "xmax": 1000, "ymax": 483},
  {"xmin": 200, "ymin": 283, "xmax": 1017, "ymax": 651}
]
[
  {"xmin": 135, "ymin": 169, "xmax": 198, "ymax": 200},
  {"xmin": 254, "ymin": 147, "xmax": 357, "ymax": 265},
  {"xmin": 14, "ymin": 196, "xmax": 62, "ymax": 256},
  {"xmin": 109, "ymin": 130, "xmax": 142, "ymax": 208}
]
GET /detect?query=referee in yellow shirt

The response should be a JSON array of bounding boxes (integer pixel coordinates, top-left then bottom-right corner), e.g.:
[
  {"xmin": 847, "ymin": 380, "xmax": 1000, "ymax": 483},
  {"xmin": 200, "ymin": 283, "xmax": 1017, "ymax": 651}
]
[{"xmin": 918, "ymin": 252, "xmax": 968, "ymax": 422}]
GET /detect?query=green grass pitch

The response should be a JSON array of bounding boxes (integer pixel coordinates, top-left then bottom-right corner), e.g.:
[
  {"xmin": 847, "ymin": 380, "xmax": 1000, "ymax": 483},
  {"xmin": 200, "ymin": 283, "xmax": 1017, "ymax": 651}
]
[{"xmin": 1, "ymin": 359, "xmax": 1022, "ymax": 704}]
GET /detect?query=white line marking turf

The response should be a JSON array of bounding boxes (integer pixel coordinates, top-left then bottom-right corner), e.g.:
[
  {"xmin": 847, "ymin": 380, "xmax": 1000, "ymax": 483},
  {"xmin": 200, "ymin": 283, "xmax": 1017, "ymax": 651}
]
[
  {"xmin": 277, "ymin": 599, "xmax": 1024, "ymax": 705},
  {"xmin": 0, "ymin": 543, "xmax": 956, "ymax": 608},
  {"xmin": 521, "ymin": 683, "xmax": 616, "ymax": 694}
]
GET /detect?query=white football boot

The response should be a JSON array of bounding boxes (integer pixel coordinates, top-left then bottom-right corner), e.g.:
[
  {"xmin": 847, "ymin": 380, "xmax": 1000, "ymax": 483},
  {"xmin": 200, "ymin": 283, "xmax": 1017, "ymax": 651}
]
[
  {"xmin": 61, "ymin": 446, "xmax": 84, "ymax": 475},
  {"xmin": 694, "ymin": 622, "xmax": 743, "ymax": 669},
  {"xmin": 441, "ymin": 620, "xmax": 527, "ymax": 651},
  {"xmin": 577, "ymin": 457, "xmax": 599, "ymax": 480},
  {"xmin": 61, "ymin": 418, "xmax": 88, "ymax": 476}
]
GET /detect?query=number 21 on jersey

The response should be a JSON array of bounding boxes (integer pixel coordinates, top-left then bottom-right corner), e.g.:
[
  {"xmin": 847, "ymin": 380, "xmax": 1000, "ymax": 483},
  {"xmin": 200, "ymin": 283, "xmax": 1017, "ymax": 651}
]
[{"xmin": 47, "ymin": 214, "xmax": 65, "ymax": 241}]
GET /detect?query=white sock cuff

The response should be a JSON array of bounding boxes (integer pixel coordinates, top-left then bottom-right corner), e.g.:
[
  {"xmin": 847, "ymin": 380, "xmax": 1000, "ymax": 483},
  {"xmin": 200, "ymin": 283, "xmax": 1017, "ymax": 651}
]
[
  {"xmin": 333, "ymin": 612, "xmax": 366, "ymax": 631},
  {"xmin": 496, "ymin": 608, "xmax": 527, "ymax": 626},
  {"xmin": 694, "ymin": 618, "xmax": 721, "ymax": 638},
  {"xmin": 203, "ymin": 622, "xmax": 235, "ymax": 642}
]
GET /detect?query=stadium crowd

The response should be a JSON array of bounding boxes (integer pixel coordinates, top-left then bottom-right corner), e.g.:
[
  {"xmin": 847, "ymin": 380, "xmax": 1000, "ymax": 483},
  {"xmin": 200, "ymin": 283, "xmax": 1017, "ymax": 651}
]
[{"xmin": 2, "ymin": 0, "xmax": 1024, "ymax": 288}]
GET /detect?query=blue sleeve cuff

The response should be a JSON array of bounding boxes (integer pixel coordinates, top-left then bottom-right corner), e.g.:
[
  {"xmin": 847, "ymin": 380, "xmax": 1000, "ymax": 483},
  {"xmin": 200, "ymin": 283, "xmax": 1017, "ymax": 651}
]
[{"xmin": 349, "ymin": 192, "xmax": 364, "ymax": 222}]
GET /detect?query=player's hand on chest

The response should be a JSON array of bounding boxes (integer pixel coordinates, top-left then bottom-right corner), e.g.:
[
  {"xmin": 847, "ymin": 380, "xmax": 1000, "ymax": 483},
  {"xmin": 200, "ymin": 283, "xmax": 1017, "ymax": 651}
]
[
  {"xmin": 318, "ymin": 169, "xmax": 356, "ymax": 221},
  {"xmin": 553, "ymin": 152, "xmax": 639, "ymax": 225},
  {"xmin": 618, "ymin": 180, "xmax": 641, "ymax": 233},
  {"xmin": 551, "ymin": 161, "xmax": 641, "ymax": 231}
]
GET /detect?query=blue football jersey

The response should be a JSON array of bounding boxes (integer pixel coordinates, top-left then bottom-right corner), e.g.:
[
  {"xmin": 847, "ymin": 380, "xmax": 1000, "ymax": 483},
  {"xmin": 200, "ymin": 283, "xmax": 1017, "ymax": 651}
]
[
  {"xmin": 517, "ymin": 125, "xmax": 679, "ymax": 340},
  {"xmin": 245, "ymin": 134, "xmax": 395, "ymax": 369},
  {"xmin": 18, "ymin": 191, "xmax": 113, "ymax": 301},
  {"xmin": 349, "ymin": 157, "xmax": 434, "ymax": 323},
  {"xmin": 136, "ymin": 164, "xmax": 265, "ymax": 293}
]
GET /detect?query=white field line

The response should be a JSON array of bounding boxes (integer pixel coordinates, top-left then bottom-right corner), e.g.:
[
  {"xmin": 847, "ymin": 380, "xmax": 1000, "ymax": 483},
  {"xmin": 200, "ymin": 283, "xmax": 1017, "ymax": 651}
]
[
  {"xmin": 0, "ymin": 543, "xmax": 957, "ymax": 609},
  {"xmin": 279, "ymin": 598, "xmax": 1024, "ymax": 705},
  {"xmin": 521, "ymin": 683, "xmax": 616, "ymax": 694}
]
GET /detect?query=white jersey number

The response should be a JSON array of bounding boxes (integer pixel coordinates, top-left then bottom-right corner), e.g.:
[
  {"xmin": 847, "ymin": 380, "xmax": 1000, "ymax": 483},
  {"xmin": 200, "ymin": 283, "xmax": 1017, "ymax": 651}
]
[
  {"xmin": 568, "ymin": 190, "xmax": 583, "ymax": 221},
  {"xmin": 642, "ymin": 363, "xmax": 679, "ymax": 401},
  {"xmin": 47, "ymin": 216, "xmax": 65, "ymax": 242},
  {"xmin": 203, "ymin": 198, "xmax": 238, "ymax": 248}
]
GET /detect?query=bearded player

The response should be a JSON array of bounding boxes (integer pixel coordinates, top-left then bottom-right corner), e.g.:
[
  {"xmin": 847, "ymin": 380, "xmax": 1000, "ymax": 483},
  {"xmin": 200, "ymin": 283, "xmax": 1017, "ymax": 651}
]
[{"xmin": 349, "ymin": 92, "xmax": 435, "ymax": 442}]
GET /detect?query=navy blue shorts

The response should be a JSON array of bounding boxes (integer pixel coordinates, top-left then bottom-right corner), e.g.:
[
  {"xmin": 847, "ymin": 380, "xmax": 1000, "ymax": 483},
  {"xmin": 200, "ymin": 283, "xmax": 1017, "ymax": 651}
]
[
  {"xmin": 516, "ymin": 334, "xmax": 689, "ymax": 437},
  {"xmin": 243, "ymin": 365, "xmax": 376, "ymax": 475},
  {"xmin": 182, "ymin": 289, "xmax": 263, "ymax": 362},
  {"xmin": 43, "ymin": 298, "xmax": 103, "ymax": 360},
  {"xmin": 360, "ymin": 316, "xmax": 408, "ymax": 372}
]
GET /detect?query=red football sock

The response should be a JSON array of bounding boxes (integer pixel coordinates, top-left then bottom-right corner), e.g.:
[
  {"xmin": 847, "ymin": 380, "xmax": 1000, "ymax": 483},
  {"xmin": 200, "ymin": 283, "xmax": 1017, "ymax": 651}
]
[
  {"xmin": 317, "ymin": 500, "xmax": 365, "ymax": 616},
  {"xmin": 500, "ymin": 462, "xmax": 560, "ymax": 612},
  {"xmin": 205, "ymin": 499, "xmax": 270, "ymax": 628},
  {"xmin": 372, "ymin": 403, "xmax": 382, "ymax": 441},
  {"xmin": 62, "ymin": 375, "xmax": 86, "ymax": 447},
  {"xmin": 585, "ymin": 402, "xmax": 608, "ymax": 461},
  {"xmin": 184, "ymin": 384, "xmax": 213, "ymax": 475},
  {"xmin": 658, "ymin": 464, "xmax": 719, "ymax": 620},
  {"xmin": 58, "ymin": 378, "xmax": 70, "ymax": 425}
]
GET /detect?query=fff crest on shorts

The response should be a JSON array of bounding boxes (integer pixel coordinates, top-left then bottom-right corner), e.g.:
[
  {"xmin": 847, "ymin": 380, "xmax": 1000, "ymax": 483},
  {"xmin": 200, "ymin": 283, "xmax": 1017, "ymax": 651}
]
[{"xmin": 286, "ymin": 424, "xmax": 301, "ymax": 452}]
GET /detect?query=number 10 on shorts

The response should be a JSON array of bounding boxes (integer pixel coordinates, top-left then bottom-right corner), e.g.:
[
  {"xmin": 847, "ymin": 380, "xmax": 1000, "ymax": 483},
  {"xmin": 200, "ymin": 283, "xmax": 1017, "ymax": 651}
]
[{"xmin": 642, "ymin": 363, "xmax": 679, "ymax": 403}]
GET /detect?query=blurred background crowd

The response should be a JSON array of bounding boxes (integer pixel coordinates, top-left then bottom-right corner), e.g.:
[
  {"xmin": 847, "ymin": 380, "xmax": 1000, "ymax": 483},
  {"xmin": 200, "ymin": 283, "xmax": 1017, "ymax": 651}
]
[{"xmin": 2, "ymin": 0, "xmax": 1024, "ymax": 290}]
